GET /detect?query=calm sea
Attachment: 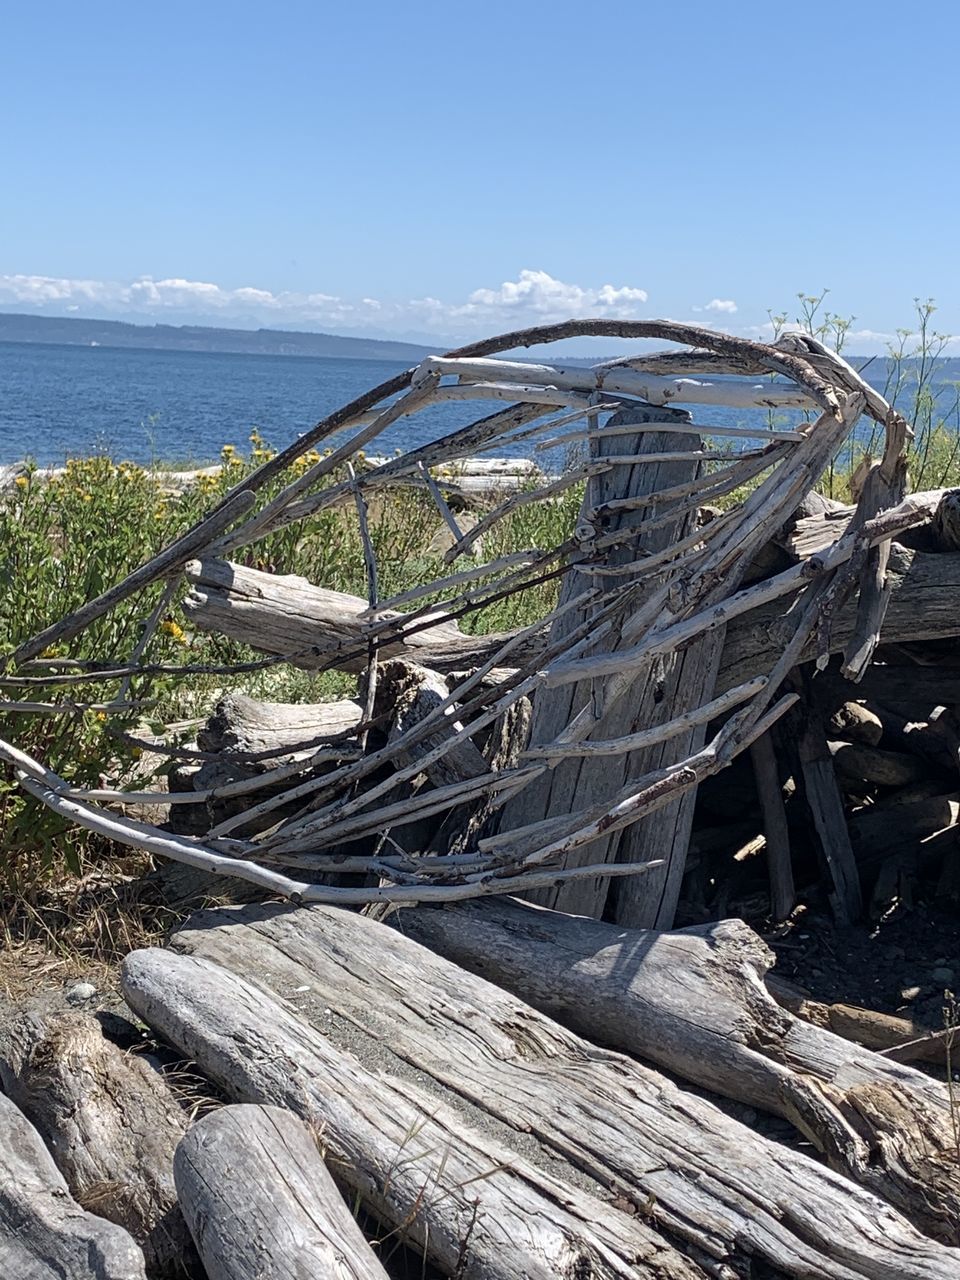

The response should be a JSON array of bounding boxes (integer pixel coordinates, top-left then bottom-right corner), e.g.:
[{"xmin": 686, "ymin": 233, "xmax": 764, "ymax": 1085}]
[{"xmin": 1, "ymin": 340, "xmax": 957, "ymax": 468}]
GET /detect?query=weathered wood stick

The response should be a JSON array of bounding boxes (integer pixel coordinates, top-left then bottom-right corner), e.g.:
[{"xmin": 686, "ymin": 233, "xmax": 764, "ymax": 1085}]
[
  {"xmin": 0, "ymin": 1006, "xmax": 189, "ymax": 1275},
  {"xmin": 415, "ymin": 354, "xmax": 830, "ymax": 410},
  {"xmin": 0, "ymin": 1089, "xmax": 147, "ymax": 1280},
  {"xmin": 165, "ymin": 903, "xmax": 960, "ymax": 1275},
  {"xmin": 173, "ymin": 1104, "xmax": 389, "ymax": 1280},
  {"xmin": 122, "ymin": 948, "xmax": 704, "ymax": 1280},
  {"xmin": 393, "ymin": 897, "xmax": 960, "ymax": 1245},
  {"xmin": 749, "ymin": 734, "xmax": 795, "ymax": 919}
]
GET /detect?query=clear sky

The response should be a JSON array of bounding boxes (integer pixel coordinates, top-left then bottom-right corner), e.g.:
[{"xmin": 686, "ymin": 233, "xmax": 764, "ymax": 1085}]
[{"xmin": 3, "ymin": 0, "xmax": 959, "ymax": 351}]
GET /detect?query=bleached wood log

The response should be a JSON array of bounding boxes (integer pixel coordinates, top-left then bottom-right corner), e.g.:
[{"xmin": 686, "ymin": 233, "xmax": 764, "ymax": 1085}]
[
  {"xmin": 0, "ymin": 1006, "xmax": 188, "ymax": 1275},
  {"xmin": 393, "ymin": 897, "xmax": 960, "ymax": 1244},
  {"xmin": 198, "ymin": 692, "xmax": 363, "ymax": 760},
  {"xmin": 415, "ymin": 355, "xmax": 821, "ymax": 409},
  {"xmin": 181, "ymin": 554, "xmax": 960, "ymax": 707},
  {"xmin": 122, "ymin": 950, "xmax": 705, "ymax": 1280},
  {"xmin": 0, "ymin": 1090, "xmax": 147, "ymax": 1280},
  {"xmin": 775, "ymin": 995, "xmax": 957, "ymax": 1067},
  {"xmin": 173, "ymin": 1104, "xmax": 389, "ymax": 1280},
  {"xmin": 499, "ymin": 407, "xmax": 710, "ymax": 922},
  {"xmin": 183, "ymin": 558, "xmax": 542, "ymax": 674},
  {"xmin": 828, "ymin": 740, "xmax": 928, "ymax": 789},
  {"xmin": 165, "ymin": 902, "xmax": 960, "ymax": 1275}
]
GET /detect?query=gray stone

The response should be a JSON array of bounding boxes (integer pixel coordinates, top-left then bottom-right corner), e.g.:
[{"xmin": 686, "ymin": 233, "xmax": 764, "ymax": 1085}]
[{"xmin": 65, "ymin": 981, "xmax": 98, "ymax": 1005}]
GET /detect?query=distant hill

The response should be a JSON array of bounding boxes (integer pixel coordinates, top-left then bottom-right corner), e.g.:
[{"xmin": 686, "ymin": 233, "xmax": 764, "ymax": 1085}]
[{"xmin": 0, "ymin": 312, "xmax": 441, "ymax": 363}]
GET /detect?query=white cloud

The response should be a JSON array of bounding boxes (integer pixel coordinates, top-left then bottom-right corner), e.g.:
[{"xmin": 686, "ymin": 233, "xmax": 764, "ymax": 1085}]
[
  {"xmin": 692, "ymin": 298, "xmax": 737, "ymax": 314},
  {"xmin": 0, "ymin": 266, "xmax": 650, "ymax": 339},
  {"xmin": 455, "ymin": 269, "xmax": 647, "ymax": 322},
  {"xmin": 0, "ymin": 273, "xmax": 365, "ymax": 329}
]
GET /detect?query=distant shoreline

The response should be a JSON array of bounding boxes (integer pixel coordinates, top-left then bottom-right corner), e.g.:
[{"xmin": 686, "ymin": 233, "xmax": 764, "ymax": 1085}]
[{"xmin": 0, "ymin": 311, "xmax": 440, "ymax": 364}]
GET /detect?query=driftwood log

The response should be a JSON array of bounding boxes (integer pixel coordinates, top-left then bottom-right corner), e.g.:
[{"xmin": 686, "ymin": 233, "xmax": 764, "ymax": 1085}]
[
  {"xmin": 395, "ymin": 896, "xmax": 960, "ymax": 1244},
  {"xmin": 716, "ymin": 545, "xmax": 960, "ymax": 692},
  {"xmin": 0, "ymin": 1004, "xmax": 190, "ymax": 1274},
  {"xmin": 122, "ymin": 948, "xmax": 707, "ymax": 1280},
  {"xmin": 183, "ymin": 557, "xmax": 542, "ymax": 674},
  {"xmin": 148, "ymin": 902, "xmax": 960, "ymax": 1276},
  {"xmin": 497, "ymin": 406, "xmax": 722, "ymax": 928},
  {"xmin": 173, "ymin": 1104, "xmax": 389, "ymax": 1280},
  {"xmin": 197, "ymin": 691, "xmax": 362, "ymax": 759},
  {"xmin": 180, "ymin": 548, "xmax": 960, "ymax": 697},
  {"xmin": 0, "ymin": 1090, "xmax": 147, "ymax": 1280}
]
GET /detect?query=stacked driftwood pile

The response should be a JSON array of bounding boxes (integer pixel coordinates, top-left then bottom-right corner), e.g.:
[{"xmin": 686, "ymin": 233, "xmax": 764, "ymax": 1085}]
[{"xmin": 2, "ymin": 898, "xmax": 960, "ymax": 1279}]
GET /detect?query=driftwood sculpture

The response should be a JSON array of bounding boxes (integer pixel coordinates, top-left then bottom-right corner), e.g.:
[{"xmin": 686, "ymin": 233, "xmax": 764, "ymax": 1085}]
[{"xmin": 2, "ymin": 320, "xmax": 956, "ymax": 924}]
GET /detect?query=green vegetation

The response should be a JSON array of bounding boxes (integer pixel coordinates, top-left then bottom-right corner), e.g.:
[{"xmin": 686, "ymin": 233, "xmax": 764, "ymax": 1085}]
[
  {"xmin": 2, "ymin": 295, "xmax": 958, "ymax": 898},
  {"xmin": 0, "ymin": 432, "xmax": 578, "ymax": 889}
]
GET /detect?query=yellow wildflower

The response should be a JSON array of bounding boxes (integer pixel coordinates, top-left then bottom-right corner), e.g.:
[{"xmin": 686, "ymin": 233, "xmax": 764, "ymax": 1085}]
[
  {"xmin": 95, "ymin": 711, "xmax": 108, "ymax": 722},
  {"xmin": 14, "ymin": 475, "xmax": 28, "ymax": 489},
  {"xmin": 160, "ymin": 617, "xmax": 187, "ymax": 644}
]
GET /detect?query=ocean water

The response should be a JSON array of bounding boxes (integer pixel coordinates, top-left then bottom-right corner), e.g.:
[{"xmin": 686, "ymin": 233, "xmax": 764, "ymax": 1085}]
[{"xmin": 1, "ymin": 339, "xmax": 957, "ymax": 468}]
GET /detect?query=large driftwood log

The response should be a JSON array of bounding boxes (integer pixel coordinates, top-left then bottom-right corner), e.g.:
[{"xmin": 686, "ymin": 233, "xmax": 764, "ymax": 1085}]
[
  {"xmin": 181, "ymin": 550, "xmax": 960, "ymax": 710},
  {"xmin": 716, "ymin": 545, "xmax": 960, "ymax": 692},
  {"xmin": 395, "ymin": 897, "xmax": 960, "ymax": 1244},
  {"xmin": 173, "ymin": 1104, "xmax": 389, "ymax": 1280},
  {"xmin": 121, "ymin": 949, "xmax": 706, "ymax": 1280},
  {"xmin": 0, "ymin": 1090, "xmax": 147, "ymax": 1280},
  {"xmin": 0, "ymin": 1005, "xmax": 190, "ymax": 1275},
  {"xmin": 183, "ymin": 558, "xmax": 542, "ymax": 674},
  {"xmin": 163, "ymin": 902, "xmax": 960, "ymax": 1276}
]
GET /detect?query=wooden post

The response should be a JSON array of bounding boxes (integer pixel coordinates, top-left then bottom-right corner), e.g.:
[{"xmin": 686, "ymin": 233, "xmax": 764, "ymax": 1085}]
[{"xmin": 497, "ymin": 404, "xmax": 705, "ymax": 922}]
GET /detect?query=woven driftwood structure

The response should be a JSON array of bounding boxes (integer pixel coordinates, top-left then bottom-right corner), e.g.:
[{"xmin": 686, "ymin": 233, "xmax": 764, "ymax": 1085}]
[{"xmin": 4, "ymin": 320, "xmax": 954, "ymax": 923}]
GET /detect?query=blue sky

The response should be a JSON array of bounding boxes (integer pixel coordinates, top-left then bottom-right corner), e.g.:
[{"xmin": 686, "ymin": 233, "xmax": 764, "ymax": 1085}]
[{"xmin": 3, "ymin": 0, "xmax": 959, "ymax": 351}]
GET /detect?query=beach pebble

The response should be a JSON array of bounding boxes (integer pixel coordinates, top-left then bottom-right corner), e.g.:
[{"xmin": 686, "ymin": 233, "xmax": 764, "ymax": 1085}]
[
  {"xmin": 65, "ymin": 980, "xmax": 98, "ymax": 1005},
  {"xmin": 899, "ymin": 985, "xmax": 923, "ymax": 1002},
  {"xmin": 930, "ymin": 967, "xmax": 955, "ymax": 987}
]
